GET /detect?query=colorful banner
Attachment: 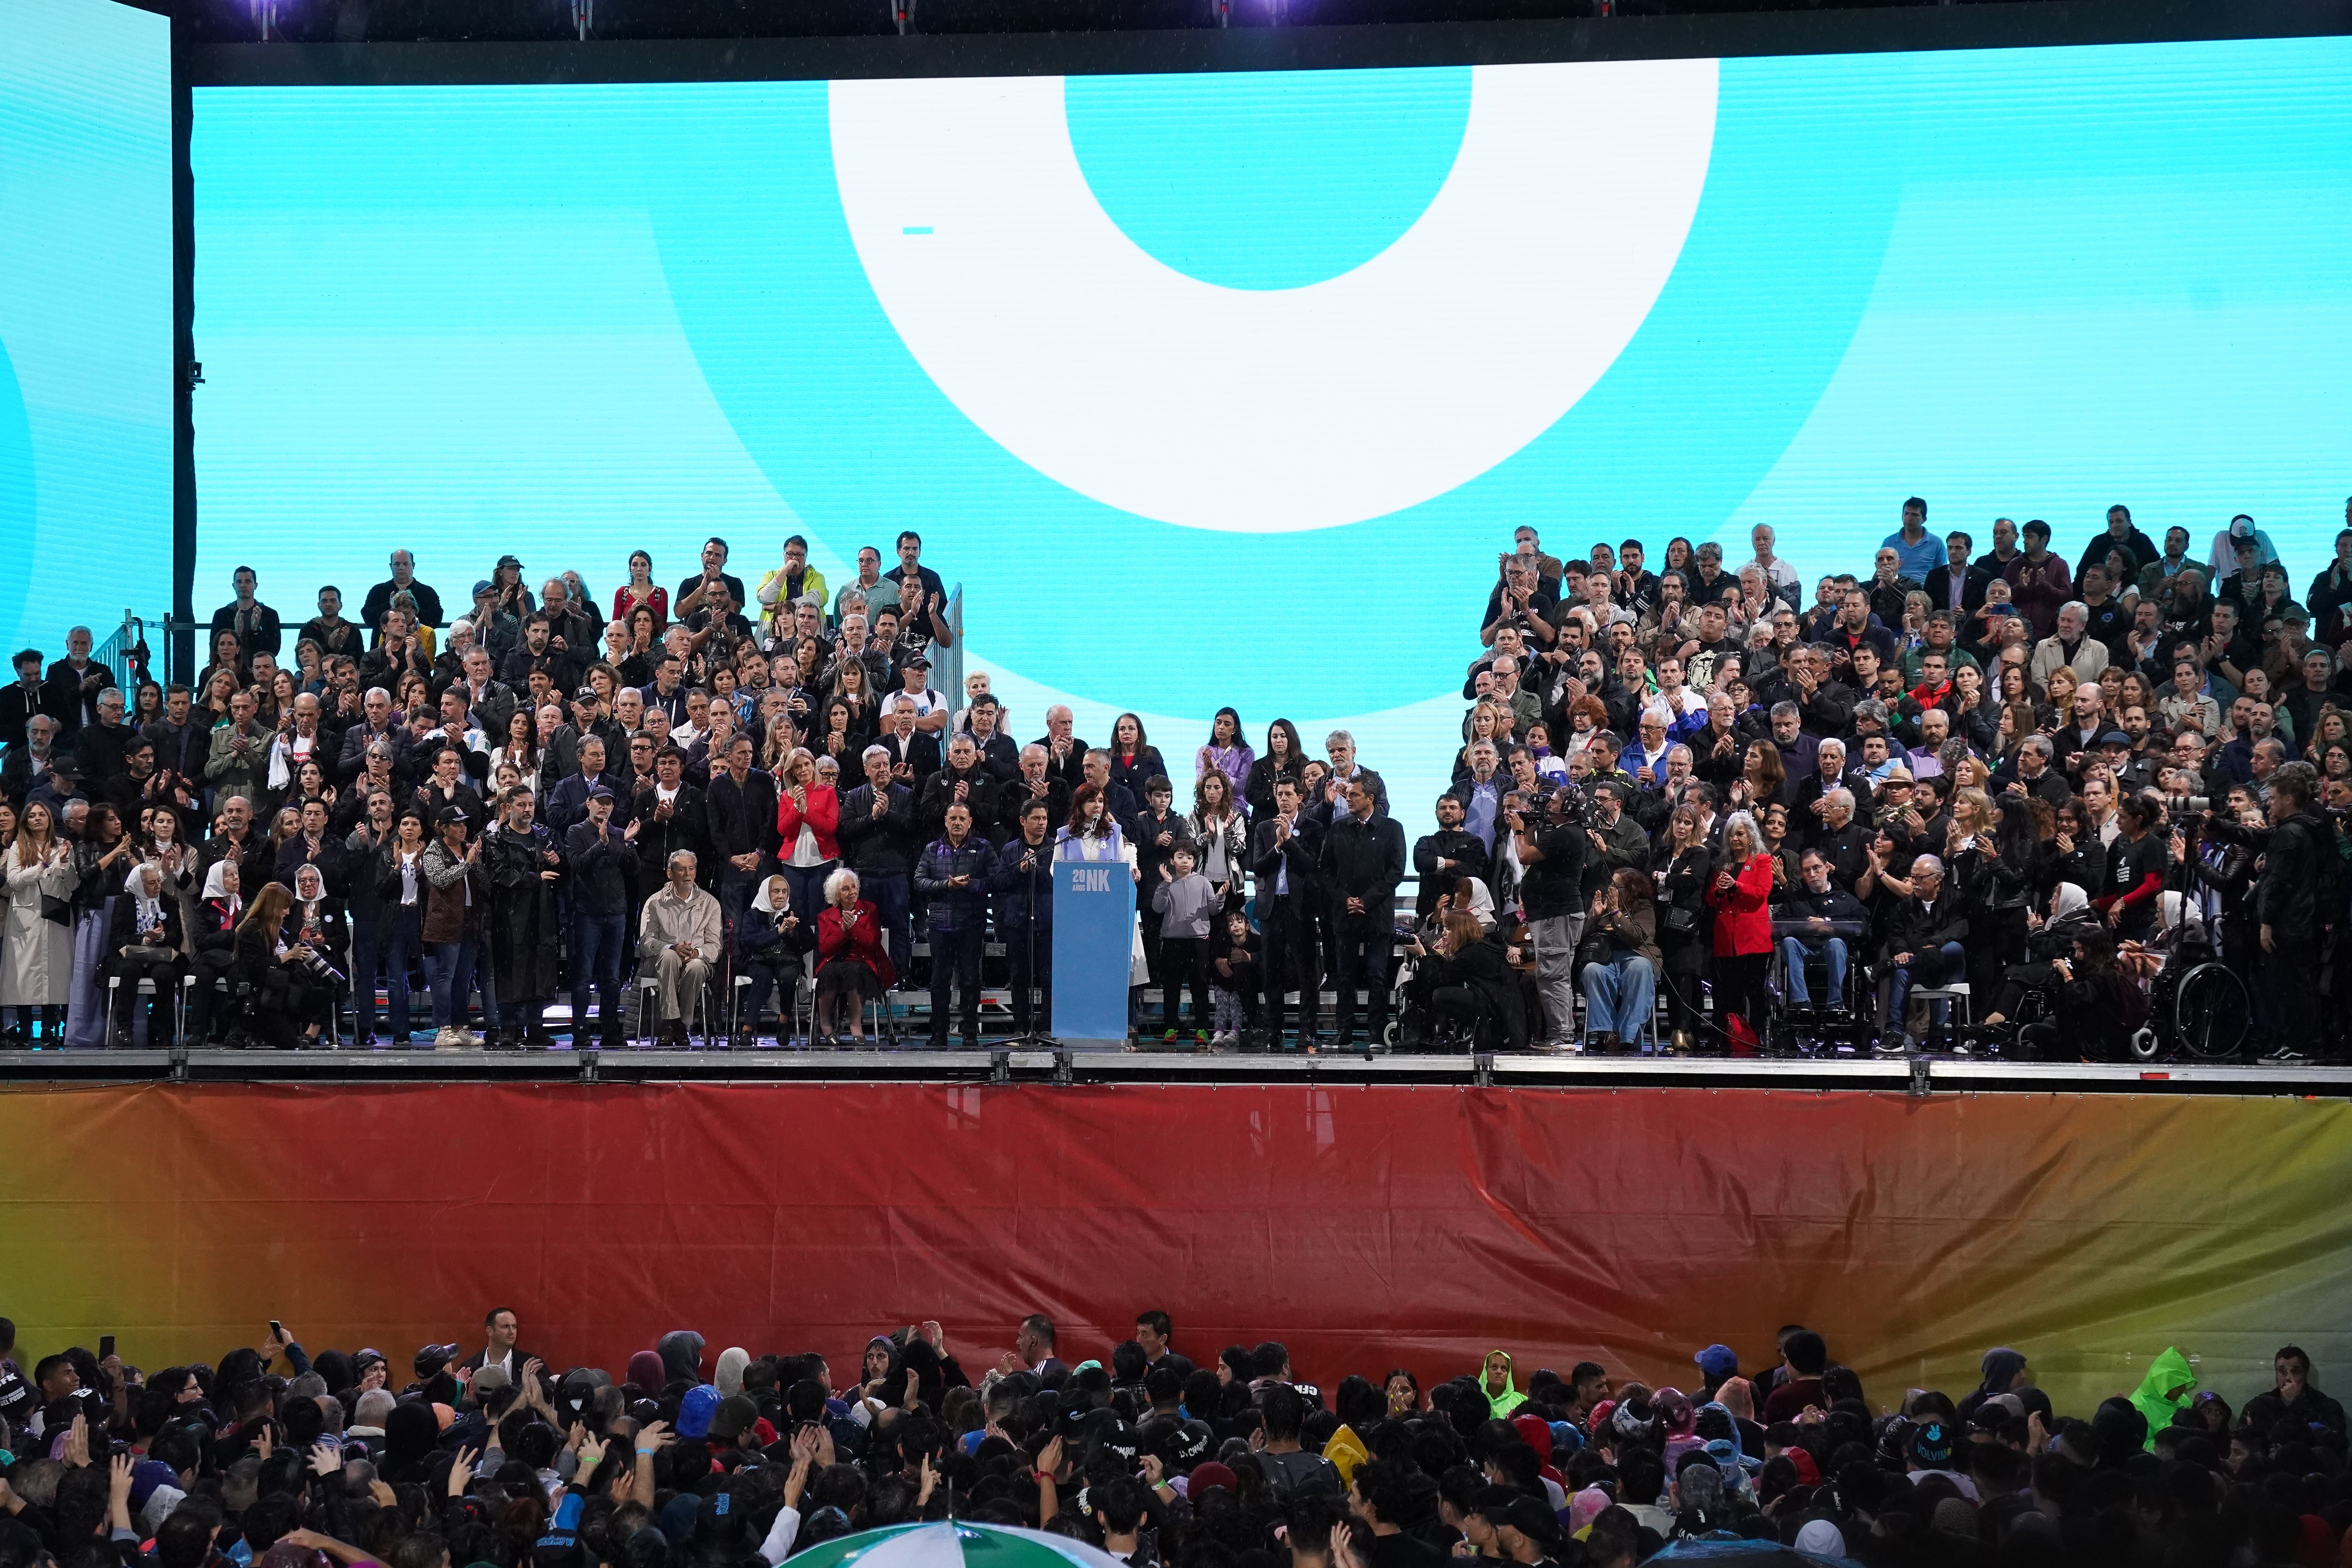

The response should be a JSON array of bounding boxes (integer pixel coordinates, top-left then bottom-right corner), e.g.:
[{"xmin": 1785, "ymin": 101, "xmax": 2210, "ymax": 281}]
[{"xmin": 4, "ymin": 1084, "xmax": 2345, "ymax": 1417}]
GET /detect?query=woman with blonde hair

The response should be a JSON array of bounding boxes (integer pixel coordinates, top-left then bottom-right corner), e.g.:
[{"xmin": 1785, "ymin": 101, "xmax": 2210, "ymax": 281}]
[{"xmin": 2, "ymin": 801, "xmax": 79, "ymax": 1042}]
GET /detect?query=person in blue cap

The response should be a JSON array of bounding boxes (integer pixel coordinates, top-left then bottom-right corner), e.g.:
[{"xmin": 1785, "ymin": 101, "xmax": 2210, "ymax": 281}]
[{"xmin": 1693, "ymin": 1344, "xmax": 1738, "ymax": 1401}]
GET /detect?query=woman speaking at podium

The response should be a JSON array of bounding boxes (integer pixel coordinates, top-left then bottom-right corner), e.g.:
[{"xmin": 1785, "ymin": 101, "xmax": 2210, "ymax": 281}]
[{"xmin": 1054, "ymin": 784, "xmax": 1150, "ymax": 1007}]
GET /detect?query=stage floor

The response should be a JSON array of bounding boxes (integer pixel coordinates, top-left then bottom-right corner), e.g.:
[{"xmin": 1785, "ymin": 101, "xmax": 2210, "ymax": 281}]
[{"xmin": 0, "ymin": 1043, "xmax": 2338, "ymax": 1095}]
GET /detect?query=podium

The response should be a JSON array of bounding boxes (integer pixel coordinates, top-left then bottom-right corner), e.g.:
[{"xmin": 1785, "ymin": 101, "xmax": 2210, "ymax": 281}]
[{"xmin": 1051, "ymin": 859, "xmax": 1135, "ymax": 1046}]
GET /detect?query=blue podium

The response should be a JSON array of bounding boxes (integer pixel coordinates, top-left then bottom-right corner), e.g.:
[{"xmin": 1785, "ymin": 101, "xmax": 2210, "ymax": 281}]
[{"xmin": 1051, "ymin": 859, "xmax": 1135, "ymax": 1046}]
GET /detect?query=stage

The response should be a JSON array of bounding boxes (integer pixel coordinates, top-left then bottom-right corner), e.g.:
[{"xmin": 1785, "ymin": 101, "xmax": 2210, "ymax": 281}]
[{"xmin": 0, "ymin": 1043, "xmax": 2339, "ymax": 1094}]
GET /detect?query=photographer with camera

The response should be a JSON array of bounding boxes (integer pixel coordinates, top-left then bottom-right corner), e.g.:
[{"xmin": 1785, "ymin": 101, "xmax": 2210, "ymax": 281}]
[{"xmin": 231, "ymin": 882, "xmax": 328, "ymax": 1049}]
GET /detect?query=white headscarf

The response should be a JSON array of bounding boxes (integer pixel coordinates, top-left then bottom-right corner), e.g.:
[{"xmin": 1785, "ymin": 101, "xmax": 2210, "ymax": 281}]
[
  {"xmin": 295, "ymin": 863, "xmax": 326, "ymax": 908},
  {"xmin": 751, "ymin": 877, "xmax": 788, "ymax": 915},
  {"xmin": 1794, "ymin": 1518, "xmax": 1847, "ymax": 1561},
  {"xmin": 2051, "ymin": 882, "xmax": 2089, "ymax": 919},
  {"xmin": 199, "ymin": 859, "xmax": 237, "ymax": 906},
  {"xmin": 127, "ymin": 862, "xmax": 167, "ymax": 931},
  {"xmin": 1457, "ymin": 876, "xmax": 1497, "ymax": 931}
]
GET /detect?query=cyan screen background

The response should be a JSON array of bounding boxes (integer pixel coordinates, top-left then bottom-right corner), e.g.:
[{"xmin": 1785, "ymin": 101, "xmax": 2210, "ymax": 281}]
[
  {"xmin": 0, "ymin": 0, "xmax": 172, "ymax": 659},
  {"xmin": 192, "ymin": 38, "xmax": 2352, "ymax": 822}
]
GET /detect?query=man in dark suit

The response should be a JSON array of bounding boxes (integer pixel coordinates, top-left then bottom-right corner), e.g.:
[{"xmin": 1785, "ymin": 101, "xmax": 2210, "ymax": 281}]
[
  {"xmin": 1032, "ymin": 705, "xmax": 1090, "ymax": 793},
  {"xmin": 874, "ymin": 697, "xmax": 941, "ymax": 791},
  {"xmin": 1930, "ymin": 531, "xmax": 1995, "ymax": 620},
  {"xmin": 1251, "ymin": 777, "xmax": 1326, "ymax": 1043},
  {"xmin": 1321, "ymin": 776, "xmax": 1407, "ymax": 1050},
  {"xmin": 459, "ymin": 1307, "xmax": 534, "ymax": 1384},
  {"xmin": 839, "ymin": 744, "xmax": 918, "ymax": 977},
  {"xmin": 210, "ymin": 566, "xmax": 283, "ymax": 658},
  {"xmin": 704, "ymin": 732, "xmax": 778, "ymax": 928}
]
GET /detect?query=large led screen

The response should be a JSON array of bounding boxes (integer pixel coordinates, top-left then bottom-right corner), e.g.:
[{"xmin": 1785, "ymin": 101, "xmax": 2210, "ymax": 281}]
[
  {"xmin": 192, "ymin": 38, "xmax": 2352, "ymax": 819},
  {"xmin": 0, "ymin": 0, "xmax": 172, "ymax": 660}
]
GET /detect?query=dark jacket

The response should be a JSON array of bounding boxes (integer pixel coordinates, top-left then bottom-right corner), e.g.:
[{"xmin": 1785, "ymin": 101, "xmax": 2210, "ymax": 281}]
[
  {"xmin": 838, "ymin": 783, "xmax": 918, "ymax": 878},
  {"xmin": 914, "ymin": 836, "xmax": 996, "ymax": 932},
  {"xmin": 481, "ymin": 823, "xmax": 564, "ymax": 1001},
  {"xmin": 918, "ymin": 765, "xmax": 999, "ymax": 845},
  {"xmin": 1427, "ymin": 933, "xmax": 1525, "ymax": 1049},
  {"xmin": 107, "ymin": 891, "xmax": 185, "ymax": 965},
  {"xmin": 1250, "ymin": 813, "xmax": 1324, "ymax": 912},
  {"xmin": 1412, "ymin": 828, "xmax": 1492, "ymax": 915},
  {"xmin": 1883, "ymin": 892, "xmax": 1969, "ymax": 960},
  {"xmin": 1320, "ymin": 811, "xmax": 1406, "ymax": 928},
  {"xmin": 564, "ymin": 820, "xmax": 635, "ymax": 918},
  {"xmin": 1770, "ymin": 884, "xmax": 1869, "ymax": 944},
  {"xmin": 631, "ymin": 783, "xmax": 706, "ymax": 887},
  {"xmin": 706, "ymin": 767, "xmax": 780, "ymax": 877},
  {"xmin": 211, "ymin": 599, "xmax": 284, "ymax": 656},
  {"xmin": 544, "ymin": 770, "xmax": 632, "ymax": 837},
  {"xmin": 991, "ymin": 836, "xmax": 1054, "ymax": 929}
]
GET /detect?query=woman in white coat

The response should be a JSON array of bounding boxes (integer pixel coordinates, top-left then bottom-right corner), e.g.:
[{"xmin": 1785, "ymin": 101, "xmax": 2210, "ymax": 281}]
[
  {"xmin": 1053, "ymin": 783, "xmax": 1150, "ymax": 997},
  {"xmin": 3, "ymin": 801, "xmax": 81, "ymax": 1042}
]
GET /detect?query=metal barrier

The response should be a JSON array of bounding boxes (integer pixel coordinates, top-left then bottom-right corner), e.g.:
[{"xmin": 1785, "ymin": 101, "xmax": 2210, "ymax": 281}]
[{"xmin": 938, "ymin": 581, "xmax": 963, "ymax": 709}]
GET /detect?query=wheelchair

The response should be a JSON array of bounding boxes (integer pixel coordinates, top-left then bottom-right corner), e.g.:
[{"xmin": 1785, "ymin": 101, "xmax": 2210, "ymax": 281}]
[
  {"xmin": 2126, "ymin": 957, "xmax": 2254, "ymax": 1061},
  {"xmin": 1763, "ymin": 939, "xmax": 1869, "ymax": 1057}
]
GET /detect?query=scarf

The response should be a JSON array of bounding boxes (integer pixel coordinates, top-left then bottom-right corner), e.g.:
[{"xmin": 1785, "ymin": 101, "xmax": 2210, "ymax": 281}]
[
  {"xmin": 1458, "ymin": 877, "xmax": 1497, "ymax": 931},
  {"xmin": 127, "ymin": 863, "xmax": 167, "ymax": 932}
]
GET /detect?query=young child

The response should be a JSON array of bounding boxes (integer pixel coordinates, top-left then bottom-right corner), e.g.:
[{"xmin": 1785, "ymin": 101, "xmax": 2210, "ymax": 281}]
[
  {"xmin": 1150, "ymin": 844, "xmax": 1216, "ymax": 1045},
  {"xmin": 1209, "ymin": 907, "xmax": 1260, "ymax": 1049}
]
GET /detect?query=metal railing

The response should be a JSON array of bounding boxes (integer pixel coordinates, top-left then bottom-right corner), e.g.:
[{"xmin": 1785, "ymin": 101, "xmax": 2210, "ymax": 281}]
[
  {"xmin": 94, "ymin": 611, "xmax": 159, "ymax": 689},
  {"xmin": 938, "ymin": 581, "xmax": 963, "ymax": 709}
]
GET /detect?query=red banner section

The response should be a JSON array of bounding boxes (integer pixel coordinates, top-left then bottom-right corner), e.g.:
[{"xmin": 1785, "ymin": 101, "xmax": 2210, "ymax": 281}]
[{"xmin": 6, "ymin": 1082, "xmax": 2349, "ymax": 1414}]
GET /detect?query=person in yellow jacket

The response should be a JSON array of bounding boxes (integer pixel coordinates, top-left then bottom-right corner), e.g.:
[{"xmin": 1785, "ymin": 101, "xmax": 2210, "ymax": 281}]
[
  {"xmin": 1482, "ymin": 1349, "xmax": 1527, "ymax": 1418},
  {"xmin": 755, "ymin": 535, "xmax": 828, "ymax": 635}
]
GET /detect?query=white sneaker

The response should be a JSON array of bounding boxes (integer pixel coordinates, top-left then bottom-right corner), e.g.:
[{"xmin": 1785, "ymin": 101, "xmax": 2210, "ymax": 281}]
[{"xmin": 432, "ymin": 1027, "xmax": 462, "ymax": 1050}]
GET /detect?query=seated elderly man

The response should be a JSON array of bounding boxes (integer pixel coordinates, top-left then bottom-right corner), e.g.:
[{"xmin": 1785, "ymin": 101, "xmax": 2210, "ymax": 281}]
[
  {"xmin": 638, "ymin": 850, "xmax": 723, "ymax": 1046},
  {"xmin": 1879, "ymin": 853, "xmax": 1970, "ymax": 1053}
]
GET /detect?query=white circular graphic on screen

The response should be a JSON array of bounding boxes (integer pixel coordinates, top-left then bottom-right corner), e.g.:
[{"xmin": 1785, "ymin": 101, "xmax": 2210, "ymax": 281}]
[{"xmin": 829, "ymin": 59, "xmax": 1718, "ymax": 533}]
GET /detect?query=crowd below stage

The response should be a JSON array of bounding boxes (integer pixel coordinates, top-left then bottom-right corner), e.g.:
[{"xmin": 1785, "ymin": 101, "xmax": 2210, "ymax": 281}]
[
  {"xmin": 0, "ymin": 496, "xmax": 2346, "ymax": 1057},
  {"xmin": 2, "ymin": 1306, "xmax": 2348, "ymax": 1568}
]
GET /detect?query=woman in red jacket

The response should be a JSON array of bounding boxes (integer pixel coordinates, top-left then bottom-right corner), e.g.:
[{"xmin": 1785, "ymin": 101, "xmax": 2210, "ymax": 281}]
[
  {"xmin": 1705, "ymin": 810, "xmax": 1777, "ymax": 1051},
  {"xmin": 816, "ymin": 867, "xmax": 893, "ymax": 1044},
  {"xmin": 774, "ymin": 747, "xmax": 841, "ymax": 924}
]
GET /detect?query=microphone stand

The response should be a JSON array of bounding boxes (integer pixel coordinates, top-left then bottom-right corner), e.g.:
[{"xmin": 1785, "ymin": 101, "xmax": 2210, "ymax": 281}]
[{"xmin": 1012, "ymin": 836, "xmax": 1054, "ymax": 1047}]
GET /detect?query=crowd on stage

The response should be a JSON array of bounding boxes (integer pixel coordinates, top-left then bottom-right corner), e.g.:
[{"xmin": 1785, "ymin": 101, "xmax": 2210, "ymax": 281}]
[
  {"xmin": 1, "ymin": 1307, "xmax": 2346, "ymax": 1568},
  {"xmin": 0, "ymin": 495, "xmax": 2347, "ymax": 1055}
]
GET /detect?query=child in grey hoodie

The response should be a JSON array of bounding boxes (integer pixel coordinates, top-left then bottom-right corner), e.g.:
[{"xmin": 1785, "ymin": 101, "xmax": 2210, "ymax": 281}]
[{"xmin": 1151, "ymin": 845, "xmax": 1217, "ymax": 1043}]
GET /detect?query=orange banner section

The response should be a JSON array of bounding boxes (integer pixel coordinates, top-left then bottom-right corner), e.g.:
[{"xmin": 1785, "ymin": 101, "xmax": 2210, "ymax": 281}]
[{"xmin": 3, "ymin": 1082, "xmax": 2345, "ymax": 1416}]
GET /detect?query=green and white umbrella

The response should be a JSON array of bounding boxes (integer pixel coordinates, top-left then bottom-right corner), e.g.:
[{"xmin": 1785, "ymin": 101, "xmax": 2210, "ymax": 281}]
[{"xmin": 787, "ymin": 1523, "xmax": 1126, "ymax": 1568}]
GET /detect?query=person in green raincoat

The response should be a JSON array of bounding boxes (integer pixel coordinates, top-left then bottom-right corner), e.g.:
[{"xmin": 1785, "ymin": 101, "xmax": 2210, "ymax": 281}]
[
  {"xmin": 1481, "ymin": 1349, "xmax": 1527, "ymax": 1418},
  {"xmin": 2128, "ymin": 1346, "xmax": 2198, "ymax": 1448}
]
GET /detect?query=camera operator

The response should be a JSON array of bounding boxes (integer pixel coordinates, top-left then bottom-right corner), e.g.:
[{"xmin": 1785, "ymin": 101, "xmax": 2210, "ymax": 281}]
[
  {"xmin": 1511, "ymin": 785, "xmax": 1586, "ymax": 1053},
  {"xmin": 2186, "ymin": 786, "xmax": 2262, "ymax": 995},
  {"xmin": 2203, "ymin": 761, "xmax": 2333, "ymax": 1060}
]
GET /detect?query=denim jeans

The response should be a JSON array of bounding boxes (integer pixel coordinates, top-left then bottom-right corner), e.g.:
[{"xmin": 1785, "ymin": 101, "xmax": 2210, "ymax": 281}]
[
  {"xmin": 355, "ymin": 906, "xmax": 419, "ymax": 1042},
  {"xmin": 1579, "ymin": 951, "xmax": 1655, "ymax": 1043},
  {"xmin": 571, "ymin": 912, "xmax": 628, "ymax": 1039},
  {"xmin": 1778, "ymin": 936, "xmax": 1849, "ymax": 1007},
  {"xmin": 1888, "ymin": 940, "xmax": 1967, "ymax": 1027},
  {"xmin": 423, "ymin": 939, "xmax": 480, "ymax": 1031},
  {"xmin": 779, "ymin": 862, "xmax": 834, "ymax": 926}
]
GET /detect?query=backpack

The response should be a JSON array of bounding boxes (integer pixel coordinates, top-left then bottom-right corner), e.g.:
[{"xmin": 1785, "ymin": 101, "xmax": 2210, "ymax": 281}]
[{"xmin": 1251, "ymin": 1448, "xmax": 1342, "ymax": 1501}]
